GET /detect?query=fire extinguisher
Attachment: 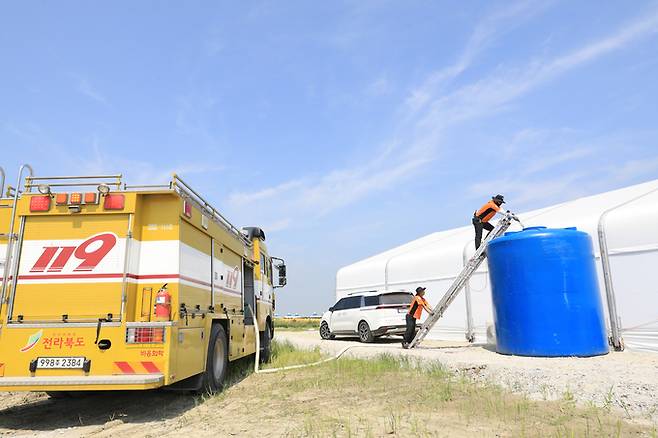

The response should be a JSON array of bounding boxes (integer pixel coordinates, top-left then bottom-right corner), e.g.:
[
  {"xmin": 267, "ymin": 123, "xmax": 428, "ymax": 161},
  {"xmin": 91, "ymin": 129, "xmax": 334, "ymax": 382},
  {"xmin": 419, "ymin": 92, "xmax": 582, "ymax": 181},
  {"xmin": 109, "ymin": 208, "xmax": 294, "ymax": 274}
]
[{"xmin": 154, "ymin": 283, "xmax": 171, "ymax": 321}]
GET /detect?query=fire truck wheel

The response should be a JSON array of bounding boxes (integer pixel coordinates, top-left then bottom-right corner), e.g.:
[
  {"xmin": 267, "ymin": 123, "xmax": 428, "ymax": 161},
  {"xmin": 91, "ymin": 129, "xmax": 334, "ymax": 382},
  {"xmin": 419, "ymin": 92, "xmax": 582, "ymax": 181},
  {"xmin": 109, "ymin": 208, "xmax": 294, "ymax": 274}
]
[
  {"xmin": 358, "ymin": 321, "xmax": 374, "ymax": 343},
  {"xmin": 202, "ymin": 323, "xmax": 228, "ymax": 393},
  {"xmin": 46, "ymin": 391, "xmax": 71, "ymax": 399},
  {"xmin": 260, "ymin": 322, "xmax": 272, "ymax": 363}
]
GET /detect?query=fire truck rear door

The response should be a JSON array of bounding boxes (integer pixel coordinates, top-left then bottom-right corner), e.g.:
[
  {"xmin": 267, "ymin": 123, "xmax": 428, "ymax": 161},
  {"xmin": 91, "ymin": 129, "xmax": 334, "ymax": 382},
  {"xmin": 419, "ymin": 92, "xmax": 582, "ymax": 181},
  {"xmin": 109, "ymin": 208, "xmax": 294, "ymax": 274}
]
[{"xmin": 8, "ymin": 214, "xmax": 129, "ymax": 323}]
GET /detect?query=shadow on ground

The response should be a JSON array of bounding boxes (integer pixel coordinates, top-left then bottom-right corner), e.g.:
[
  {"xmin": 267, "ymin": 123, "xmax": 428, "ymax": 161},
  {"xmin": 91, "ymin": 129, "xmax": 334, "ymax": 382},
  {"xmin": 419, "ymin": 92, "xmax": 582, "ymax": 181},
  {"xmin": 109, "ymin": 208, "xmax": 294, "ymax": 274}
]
[
  {"xmin": 315, "ymin": 333, "xmax": 495, "ymax": 351},
  {"xmin": 0, "ymin": 356, "xmax": 254, "ymax": 433},
  {"xmin": 325, "ymin": 336, "xmax": 404, "ymax": 344}
]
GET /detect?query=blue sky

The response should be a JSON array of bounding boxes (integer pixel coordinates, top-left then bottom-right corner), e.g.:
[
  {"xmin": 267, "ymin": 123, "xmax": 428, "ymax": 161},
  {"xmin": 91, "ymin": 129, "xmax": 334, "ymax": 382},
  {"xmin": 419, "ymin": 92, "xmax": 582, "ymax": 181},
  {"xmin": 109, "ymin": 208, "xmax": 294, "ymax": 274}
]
[{"xmin": 2, "ymin": 1, "xmax": 658, "ymax": 314}]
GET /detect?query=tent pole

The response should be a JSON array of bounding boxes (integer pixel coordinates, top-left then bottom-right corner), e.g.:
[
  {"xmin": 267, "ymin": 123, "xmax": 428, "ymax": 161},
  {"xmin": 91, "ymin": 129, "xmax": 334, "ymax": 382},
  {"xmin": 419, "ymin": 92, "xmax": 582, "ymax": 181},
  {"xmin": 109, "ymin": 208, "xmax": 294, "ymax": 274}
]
[
  {"xmin": 462, "ymin": 240, "xmax": 475, "ymax": 343},
  {"xmin": 597, "ymin": 185, "xmax": 658, "ymax": 351}
]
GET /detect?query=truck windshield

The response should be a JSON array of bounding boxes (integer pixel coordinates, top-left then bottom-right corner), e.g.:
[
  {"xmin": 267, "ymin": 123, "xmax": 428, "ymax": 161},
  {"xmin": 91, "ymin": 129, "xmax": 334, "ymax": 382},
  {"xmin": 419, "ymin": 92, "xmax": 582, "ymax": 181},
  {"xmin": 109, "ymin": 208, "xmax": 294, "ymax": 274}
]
[{"xmin": 379, "ymin": 293, "xmax": 412, "ymax": 305}]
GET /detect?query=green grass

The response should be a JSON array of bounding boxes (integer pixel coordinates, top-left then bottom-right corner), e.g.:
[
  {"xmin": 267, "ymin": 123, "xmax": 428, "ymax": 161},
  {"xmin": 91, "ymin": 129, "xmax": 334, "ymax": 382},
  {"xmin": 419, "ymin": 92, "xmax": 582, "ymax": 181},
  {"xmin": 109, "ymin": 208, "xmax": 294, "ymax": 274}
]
[
  {"xmin": 274, "ymin": 317, "xmax": 321, "ymax": 330},
  {"xmin": 261, "ymin": 339, "xmax": 325, "ymax": 369},
  {"xmin": 213, "ymin": 340, "xmax": 655, "ymax": 437}
]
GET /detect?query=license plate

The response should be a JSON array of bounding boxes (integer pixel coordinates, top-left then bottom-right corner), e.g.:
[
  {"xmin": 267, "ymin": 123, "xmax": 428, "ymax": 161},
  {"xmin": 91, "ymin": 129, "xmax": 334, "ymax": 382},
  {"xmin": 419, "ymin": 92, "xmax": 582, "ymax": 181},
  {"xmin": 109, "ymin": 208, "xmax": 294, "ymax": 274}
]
[{"xmin": 36, "ymin": 357, "xmax": 85, "ymax": 369}]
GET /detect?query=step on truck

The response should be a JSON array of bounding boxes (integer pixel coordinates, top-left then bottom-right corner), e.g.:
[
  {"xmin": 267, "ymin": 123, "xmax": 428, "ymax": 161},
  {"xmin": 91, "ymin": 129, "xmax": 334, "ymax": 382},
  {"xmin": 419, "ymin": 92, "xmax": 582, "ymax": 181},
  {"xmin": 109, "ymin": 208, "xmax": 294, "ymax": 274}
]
[{"xmin": 0, "ymin": 166, "xmax": 286, "ymax": 393}]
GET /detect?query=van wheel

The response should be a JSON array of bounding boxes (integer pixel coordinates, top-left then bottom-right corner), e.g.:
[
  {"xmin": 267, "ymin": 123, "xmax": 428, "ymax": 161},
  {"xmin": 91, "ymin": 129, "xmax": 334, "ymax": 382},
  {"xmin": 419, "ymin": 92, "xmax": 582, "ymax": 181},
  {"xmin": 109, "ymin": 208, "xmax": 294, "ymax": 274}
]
[
  {"xmin": 201, "ymin": 324, "xmax": 228, "ymax": 393},
  {"xmin": 260, "ymin": 323, "xmax": 272, "ymax": 363},
  {"xmin": 320, "ymin": 321, "xmax": 333, "ymax": 340},
  {"xmin": 358, "ymin": 321, "xmax": 374, "ymax": 343}
]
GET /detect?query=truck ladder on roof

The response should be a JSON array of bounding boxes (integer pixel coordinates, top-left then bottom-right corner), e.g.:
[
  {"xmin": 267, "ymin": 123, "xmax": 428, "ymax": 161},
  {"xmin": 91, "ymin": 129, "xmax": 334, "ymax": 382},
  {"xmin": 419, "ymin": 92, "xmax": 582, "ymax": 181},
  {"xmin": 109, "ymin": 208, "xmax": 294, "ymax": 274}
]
[
  {"xmin": 408, "ymin": 212, "xmax": 520, "ymax": 349},
  {"xmin": 1, "ymin": 164, "xmax": 33, "ymax": 307}
]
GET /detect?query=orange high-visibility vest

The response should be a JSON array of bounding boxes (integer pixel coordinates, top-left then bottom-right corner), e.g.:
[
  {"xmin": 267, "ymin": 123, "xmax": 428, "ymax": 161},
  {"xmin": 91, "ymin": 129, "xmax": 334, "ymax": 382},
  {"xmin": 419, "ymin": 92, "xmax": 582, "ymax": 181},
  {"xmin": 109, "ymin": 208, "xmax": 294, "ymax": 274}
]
[
  {"xmin": 475, "ymin": 200, "xmax": 501, "ymax": 223},
  {"xmin": 408, "ymin": 295, "xmax": 428, "ymax": 320}
]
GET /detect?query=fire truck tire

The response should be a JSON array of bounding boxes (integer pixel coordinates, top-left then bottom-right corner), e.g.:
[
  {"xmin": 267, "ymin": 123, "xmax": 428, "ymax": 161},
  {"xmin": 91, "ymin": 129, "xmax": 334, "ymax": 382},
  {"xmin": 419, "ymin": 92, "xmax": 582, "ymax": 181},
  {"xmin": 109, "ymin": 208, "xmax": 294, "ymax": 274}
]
[
  {"xmin": 46, "ymin": 391, "xmax": 89, "ymax": 398},
  {"xmin": 260, "ymin": 322, "xmax": 272, "ymax": 363},
  {"xmin": 46, "ymin": 391, "xmax": 72, "ymax": 399},
  {"xmin": 202, "ymin": 323, "xmax": 228, "ymax": 393}
]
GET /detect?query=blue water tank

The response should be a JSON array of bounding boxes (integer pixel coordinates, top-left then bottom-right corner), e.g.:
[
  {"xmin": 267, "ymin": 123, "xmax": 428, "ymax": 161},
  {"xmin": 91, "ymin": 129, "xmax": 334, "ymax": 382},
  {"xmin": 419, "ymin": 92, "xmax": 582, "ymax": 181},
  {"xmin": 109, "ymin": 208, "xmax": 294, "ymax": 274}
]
[{"xmin": 487, "ymin": 226, "xmax": 609, "ymax": 357}]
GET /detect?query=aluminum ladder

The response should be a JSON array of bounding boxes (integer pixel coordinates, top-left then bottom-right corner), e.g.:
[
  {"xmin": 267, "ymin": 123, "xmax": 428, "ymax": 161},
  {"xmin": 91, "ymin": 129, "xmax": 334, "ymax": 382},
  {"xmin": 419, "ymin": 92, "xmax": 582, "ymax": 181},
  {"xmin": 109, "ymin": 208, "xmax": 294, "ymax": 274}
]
[{"xmin": 408, "ymin": 211, "xmax": 520, "ymax": 349}]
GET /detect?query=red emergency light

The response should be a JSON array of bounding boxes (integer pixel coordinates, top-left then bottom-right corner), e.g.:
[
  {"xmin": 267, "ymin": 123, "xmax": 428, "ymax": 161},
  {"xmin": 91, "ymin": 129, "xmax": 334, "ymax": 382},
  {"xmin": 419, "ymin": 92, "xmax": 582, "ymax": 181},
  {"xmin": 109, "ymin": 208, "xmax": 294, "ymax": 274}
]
[
  {"xmin": 104, "ymin": 194, "xmax": 125, "ymax": 210},
  {"xmin": 29, "ymin": 196, "xmax": 51, "ymax": 212}
]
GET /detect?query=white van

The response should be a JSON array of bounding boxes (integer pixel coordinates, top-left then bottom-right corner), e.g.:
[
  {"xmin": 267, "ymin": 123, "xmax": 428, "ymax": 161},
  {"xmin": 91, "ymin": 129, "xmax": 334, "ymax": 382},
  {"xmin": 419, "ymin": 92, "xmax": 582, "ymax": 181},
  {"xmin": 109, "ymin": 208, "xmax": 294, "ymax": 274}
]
[{"xmin": 320, "ymin": 291, "xmax": 413, "ymax": 342}]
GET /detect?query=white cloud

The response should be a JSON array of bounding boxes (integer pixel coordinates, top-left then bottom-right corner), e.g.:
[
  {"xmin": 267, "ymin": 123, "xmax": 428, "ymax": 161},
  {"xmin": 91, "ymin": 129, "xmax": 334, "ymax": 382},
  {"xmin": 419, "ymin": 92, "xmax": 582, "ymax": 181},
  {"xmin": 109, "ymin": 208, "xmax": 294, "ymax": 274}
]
[
  {"xmin": 522, "ymin": 147, "xmax": 593, "ymax": 175},
  {"xmin": 261, "ymin": 218, "xmax": 292, "ymax": 233},
  {"xmin": 82, "ymin": 137, "xmax": 223, "ymax": 185},
  {"xmin": 77, "ymin": 77, "xmax": 107, "ymax": 105},
  {"xmin": 404, "ymin": 0, "xmax": 553, "ymax": 114},
  {"xmin": 366, "ymin": 76, "xmax": 392, "ymax": 96},
  {"xmin": 611, "ymin": 156, "xmax": 658, "ymax": 182},
  {"xmin": 419, "ymin": 7, "xmax": 658, "ymax": 129},
  {"xmin": 229, "ymin": 180, "xmax": 305, "ymax": 205},
  {"xmin": 228, "ymin": 4, "xmax": 658, "ymax": 232},
  {"xmin": 470, "ymin": 170, "xmax": 592, "ymax": 207},
  {"xmin": 205, "ymin": 28, "xmax": 224, "ymax": 57}
]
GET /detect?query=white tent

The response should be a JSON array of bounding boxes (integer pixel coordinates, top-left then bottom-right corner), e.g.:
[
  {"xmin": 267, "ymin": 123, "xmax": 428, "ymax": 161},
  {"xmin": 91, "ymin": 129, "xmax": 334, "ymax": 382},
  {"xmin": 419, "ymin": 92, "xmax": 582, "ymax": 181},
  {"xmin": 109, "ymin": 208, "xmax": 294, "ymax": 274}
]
[{"xmin": 336, "ymin": 179, "xmax": 658, "ymax": 352}]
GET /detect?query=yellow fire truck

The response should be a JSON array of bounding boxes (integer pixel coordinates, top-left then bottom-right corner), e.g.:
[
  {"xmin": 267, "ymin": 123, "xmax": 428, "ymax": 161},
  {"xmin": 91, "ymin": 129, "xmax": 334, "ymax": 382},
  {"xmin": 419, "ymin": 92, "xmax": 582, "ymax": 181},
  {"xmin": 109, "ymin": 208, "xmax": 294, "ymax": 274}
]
[{"xmin": 0, "ymin": 165, "xmax": 286, "ymax": 393}]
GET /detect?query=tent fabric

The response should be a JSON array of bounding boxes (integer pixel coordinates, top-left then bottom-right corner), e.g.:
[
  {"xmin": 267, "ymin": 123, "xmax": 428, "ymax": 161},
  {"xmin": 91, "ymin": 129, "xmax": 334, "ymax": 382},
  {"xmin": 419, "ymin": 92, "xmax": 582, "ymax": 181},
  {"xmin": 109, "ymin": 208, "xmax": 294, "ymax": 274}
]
[{"xmin": 336, "ymin": 179, "xmax": 658, "ymax": 352}]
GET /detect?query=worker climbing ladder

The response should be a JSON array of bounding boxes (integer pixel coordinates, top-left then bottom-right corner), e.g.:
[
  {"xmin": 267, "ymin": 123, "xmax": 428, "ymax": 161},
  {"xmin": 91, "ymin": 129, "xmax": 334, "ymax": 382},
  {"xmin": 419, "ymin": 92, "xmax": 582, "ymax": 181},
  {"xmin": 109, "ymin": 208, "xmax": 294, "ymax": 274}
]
[{"xmin": 408, "ymin": 212, "xmax": 521, "ymax": 349}]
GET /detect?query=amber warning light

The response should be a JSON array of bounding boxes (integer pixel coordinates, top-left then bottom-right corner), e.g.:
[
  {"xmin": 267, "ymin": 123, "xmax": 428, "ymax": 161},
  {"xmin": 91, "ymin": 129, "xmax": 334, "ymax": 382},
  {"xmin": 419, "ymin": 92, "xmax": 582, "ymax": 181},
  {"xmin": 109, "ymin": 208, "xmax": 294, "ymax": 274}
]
[
  {"xmin": 69, "ymin": 193, "xmax": 82, "ymax": 205},
  {"xmin": 55, "ymin": 193, "xmax": 68, "ymax": 205},
  {"xmin": 84, "ymin": 192, "xmax": 98, "ymax": 204}
]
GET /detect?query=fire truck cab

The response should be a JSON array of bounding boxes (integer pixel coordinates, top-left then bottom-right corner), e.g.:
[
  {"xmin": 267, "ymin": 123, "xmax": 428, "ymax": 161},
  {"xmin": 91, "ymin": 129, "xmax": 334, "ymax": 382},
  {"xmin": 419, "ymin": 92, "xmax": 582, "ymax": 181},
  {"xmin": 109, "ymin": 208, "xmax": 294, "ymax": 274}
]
[{"xmin": 0, "ymin": 166, "xmax": 286, "ymax": 393}]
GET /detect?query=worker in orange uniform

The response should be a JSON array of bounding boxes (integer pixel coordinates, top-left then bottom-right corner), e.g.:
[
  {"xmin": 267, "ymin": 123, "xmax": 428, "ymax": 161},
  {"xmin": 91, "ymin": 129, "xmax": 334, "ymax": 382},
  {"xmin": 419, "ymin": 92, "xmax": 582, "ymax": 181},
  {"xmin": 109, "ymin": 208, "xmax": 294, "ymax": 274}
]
[
  {"xmin": 473, "ymin": 194, "xmax": 506, "ymax": 249},
  {"xmin": 402, "ymin": 287, "xmax": 434, "ymax": 349}
]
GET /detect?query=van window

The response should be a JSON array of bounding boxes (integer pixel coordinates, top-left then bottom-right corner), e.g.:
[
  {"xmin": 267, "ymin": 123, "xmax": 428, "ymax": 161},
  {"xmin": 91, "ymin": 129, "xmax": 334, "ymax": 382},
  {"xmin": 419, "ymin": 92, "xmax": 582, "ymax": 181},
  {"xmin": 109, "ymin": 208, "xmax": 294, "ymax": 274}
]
[
  {"xmin": 344, "ymin": 296, "xmax": 362, "ymax": 309},
  {"xmin": 364, "ymin": 296, "xmax": 379, "ymax": 307},
  {"xmin": 333, "ymin": 298, "xmax": 348, "ymax": 311},
  {"xmin": 380, "ymin": 293, "xmax": 413, "ymax": 305}
]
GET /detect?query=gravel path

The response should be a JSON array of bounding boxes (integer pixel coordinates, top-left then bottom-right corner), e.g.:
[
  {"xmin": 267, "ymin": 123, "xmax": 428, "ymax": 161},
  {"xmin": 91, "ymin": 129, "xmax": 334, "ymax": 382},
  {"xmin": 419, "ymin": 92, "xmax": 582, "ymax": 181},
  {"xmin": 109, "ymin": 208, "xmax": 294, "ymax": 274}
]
[{"xmin": 277, "ymin": 330, "xmax": 658, "ymax": 426}]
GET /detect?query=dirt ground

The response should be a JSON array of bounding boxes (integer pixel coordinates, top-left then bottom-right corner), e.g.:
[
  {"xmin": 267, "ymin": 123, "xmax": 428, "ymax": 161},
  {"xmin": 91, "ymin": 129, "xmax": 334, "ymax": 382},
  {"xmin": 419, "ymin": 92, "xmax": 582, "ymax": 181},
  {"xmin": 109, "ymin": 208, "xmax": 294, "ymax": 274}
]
[
  {"xmin": 1, "ymin": 332, "xmax": 657, "ymax": 437},
  {"xmin": 0, "ymin": 362, "xmax": 507, "ymax": 438},
  {"xmin": 278, "ymin": 331, "xmax": 658, "ymax": 426}
]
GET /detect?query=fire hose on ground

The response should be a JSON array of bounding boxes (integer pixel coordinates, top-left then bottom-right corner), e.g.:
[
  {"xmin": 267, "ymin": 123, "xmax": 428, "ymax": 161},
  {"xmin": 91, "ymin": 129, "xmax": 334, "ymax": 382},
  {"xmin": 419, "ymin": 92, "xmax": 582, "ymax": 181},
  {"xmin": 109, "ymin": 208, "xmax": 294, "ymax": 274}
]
[{"xmin": 251, "ymin": 307, "xmax": 373, "ymax": 374}]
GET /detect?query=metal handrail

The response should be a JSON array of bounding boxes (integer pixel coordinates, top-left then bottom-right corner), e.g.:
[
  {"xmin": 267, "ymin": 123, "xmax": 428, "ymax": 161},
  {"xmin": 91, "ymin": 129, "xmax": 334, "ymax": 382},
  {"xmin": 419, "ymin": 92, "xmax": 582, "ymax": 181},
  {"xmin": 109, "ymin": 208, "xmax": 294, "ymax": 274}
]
[
  {"xmin": 123, "ymin": 183, "xmax": 173, "ymax": 190},
  {"xmin": 25, "ymin": 174, "xmax": 122, "ymax": 191},
  {"xmin": 171, "ymin": 174, "xmax": 251, "ymax": 246},
  {"xmin": 28, "ymin": 182, "xmax": 121, "ymax": 188},
  {"xmin": 0, "ymin": 166, "xmax": 5, "ymax": 196},
  {"xmin": 1, "ymin": 163, "xmax": 33, "ymax": 306},
  {"xmin": 597, "ymin": 184, "xmax": 658, "ymax": 351},
  {"xmin": 28, "ymin": 174, "xmax": 122, "ymax": 180}
]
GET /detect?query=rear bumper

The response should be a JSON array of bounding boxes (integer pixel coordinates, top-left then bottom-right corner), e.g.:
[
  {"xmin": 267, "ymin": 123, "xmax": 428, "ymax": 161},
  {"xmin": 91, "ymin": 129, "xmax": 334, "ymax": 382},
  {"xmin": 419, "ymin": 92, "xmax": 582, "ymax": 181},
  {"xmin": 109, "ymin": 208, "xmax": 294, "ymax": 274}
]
[
  {"xmin": 373, "ymin": 325, "xmax": 407, "ymax": 336},
  {"xmin": 0, "ymin": 374, "xmax": 164, "ymax": 391}
]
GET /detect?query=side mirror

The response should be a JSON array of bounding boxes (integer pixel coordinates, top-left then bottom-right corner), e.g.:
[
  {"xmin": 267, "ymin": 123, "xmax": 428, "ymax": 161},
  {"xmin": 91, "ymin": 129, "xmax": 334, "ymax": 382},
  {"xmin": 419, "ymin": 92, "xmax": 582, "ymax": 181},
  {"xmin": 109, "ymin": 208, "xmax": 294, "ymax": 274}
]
[
  {"xmin": 272, "ymin": 257, "xmax": 287, "ymax": 289},
  {"xmin": 329, "ymin": 306, "xmax": 334, "ymax": 312},
  {"xmin": 278, "ymin": 264, "xmax": 287, "ymax": 286}
]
